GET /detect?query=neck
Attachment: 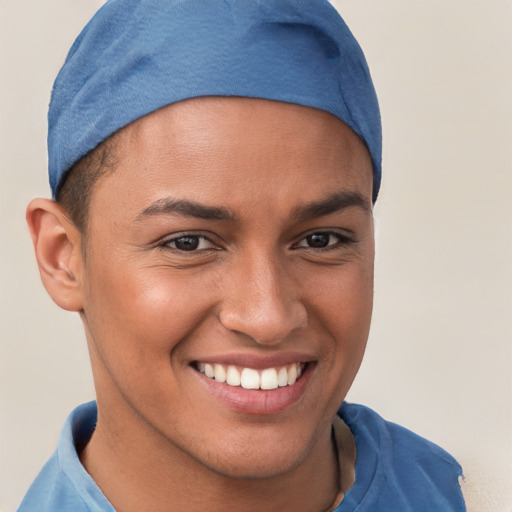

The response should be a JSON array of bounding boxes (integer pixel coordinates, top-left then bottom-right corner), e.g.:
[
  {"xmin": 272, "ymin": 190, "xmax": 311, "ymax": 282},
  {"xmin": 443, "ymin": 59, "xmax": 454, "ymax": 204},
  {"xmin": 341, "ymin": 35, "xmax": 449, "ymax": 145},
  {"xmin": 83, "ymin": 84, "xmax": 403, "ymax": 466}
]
[{"xmin": 80, "ymin": 402, "xmax": 343, "ymax": 512}]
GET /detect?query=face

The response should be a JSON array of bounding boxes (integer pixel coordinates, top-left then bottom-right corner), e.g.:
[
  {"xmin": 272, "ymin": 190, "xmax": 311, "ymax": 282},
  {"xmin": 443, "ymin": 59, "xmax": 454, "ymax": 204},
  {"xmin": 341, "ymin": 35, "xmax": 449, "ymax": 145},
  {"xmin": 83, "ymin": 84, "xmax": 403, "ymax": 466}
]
[{"xmin": 78, "ymin": 97, "xmax": 374, "ymax": 479}]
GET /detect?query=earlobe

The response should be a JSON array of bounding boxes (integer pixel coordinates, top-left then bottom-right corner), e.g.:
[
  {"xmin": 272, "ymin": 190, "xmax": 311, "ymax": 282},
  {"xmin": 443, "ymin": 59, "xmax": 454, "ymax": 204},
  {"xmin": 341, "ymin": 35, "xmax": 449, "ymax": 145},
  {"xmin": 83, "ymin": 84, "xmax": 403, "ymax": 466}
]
[{"xmin": 26, "ymin": 198, "xmax": 84, "ymax": 312}]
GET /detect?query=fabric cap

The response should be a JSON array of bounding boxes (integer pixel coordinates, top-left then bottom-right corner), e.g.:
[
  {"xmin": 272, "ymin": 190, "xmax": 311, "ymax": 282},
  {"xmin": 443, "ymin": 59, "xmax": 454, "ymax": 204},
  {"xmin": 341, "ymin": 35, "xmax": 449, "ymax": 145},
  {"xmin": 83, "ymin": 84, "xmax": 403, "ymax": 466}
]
[{"xmin": 48, "ymin": 0, "xmax": 382, "ymax": 200}]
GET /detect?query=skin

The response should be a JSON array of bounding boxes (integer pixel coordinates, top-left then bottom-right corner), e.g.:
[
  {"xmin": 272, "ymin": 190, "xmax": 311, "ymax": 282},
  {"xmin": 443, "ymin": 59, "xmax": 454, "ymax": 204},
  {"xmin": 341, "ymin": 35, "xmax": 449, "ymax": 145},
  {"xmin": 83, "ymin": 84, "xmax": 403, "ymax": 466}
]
[{"xmin": 27, "ymin": 97, "xmax": 374, "ymax": 512}]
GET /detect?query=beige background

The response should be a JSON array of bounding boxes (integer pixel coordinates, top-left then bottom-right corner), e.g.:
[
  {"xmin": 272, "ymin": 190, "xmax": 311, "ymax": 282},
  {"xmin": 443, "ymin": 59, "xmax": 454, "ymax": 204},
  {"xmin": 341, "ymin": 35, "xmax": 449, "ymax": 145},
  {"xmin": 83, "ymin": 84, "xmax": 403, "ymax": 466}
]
[{"xmin": 1, "ymin": 1, "xmax": 511, "ymax": 511}]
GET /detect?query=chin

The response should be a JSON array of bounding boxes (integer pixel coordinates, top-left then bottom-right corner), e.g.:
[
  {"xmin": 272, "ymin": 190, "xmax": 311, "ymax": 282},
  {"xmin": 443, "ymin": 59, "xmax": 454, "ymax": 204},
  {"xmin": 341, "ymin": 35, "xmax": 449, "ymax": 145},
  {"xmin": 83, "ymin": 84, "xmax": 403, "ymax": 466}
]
[
  {"xmin": 190, "ymin": 423, "xmax": 308, "ymax": 479},
  {"xmin": 199, "ymin": 450, "xmax": 305, "ymax": 480}
]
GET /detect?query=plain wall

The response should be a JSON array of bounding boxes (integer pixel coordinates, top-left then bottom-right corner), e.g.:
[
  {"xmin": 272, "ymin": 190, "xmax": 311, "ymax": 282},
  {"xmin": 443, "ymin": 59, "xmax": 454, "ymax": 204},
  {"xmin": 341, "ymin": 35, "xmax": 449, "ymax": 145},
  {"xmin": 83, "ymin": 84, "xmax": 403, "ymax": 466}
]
[{"xmin": 1, "ymin": 1, "xmax": 511, "ymax": 511}]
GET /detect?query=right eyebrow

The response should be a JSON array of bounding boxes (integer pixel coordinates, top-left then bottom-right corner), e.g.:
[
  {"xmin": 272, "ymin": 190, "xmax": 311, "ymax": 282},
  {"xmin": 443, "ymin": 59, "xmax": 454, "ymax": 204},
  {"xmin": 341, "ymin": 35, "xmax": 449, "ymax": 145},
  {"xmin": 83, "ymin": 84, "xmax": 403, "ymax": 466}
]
[
  {"xmin": 293, "ymin": 191, "xmax": 371, "ymax": 222},
  {"xmin": 135, "ymin": 197, "xmax": 237, "ymax": 222}
]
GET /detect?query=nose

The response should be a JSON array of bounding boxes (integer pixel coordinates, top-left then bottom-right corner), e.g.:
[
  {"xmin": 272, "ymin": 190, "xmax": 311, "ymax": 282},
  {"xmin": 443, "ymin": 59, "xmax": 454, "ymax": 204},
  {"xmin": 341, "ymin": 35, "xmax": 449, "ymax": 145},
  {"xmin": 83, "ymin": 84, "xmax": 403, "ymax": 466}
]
[{"xmin": 218, "ymin": 253, "xmax": 307, "ymax": 345}]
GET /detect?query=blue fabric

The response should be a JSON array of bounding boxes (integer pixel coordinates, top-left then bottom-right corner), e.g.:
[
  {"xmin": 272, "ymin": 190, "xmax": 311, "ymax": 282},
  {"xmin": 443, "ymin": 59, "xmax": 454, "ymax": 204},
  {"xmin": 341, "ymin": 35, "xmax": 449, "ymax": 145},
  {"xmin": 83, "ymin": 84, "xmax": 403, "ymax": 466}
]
[
  {"xmin": 48, "ymin": 0, "xmax": 381, "ymax": 200},
  {"xmin": 335, "ymin": 403, "xmax": 466, "ymax": 511},
  {"xmin": 17, "ymin": 402, "xmax": 465, "ymax": 511}
]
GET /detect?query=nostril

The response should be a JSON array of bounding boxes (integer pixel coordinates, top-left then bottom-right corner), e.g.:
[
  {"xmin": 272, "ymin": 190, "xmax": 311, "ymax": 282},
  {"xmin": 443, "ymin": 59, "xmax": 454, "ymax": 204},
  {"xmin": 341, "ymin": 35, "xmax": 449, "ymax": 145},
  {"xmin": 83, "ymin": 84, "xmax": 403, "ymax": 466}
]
[{"xmin": 219, "ymin": 301, "xmax": 307, "ymax": 345}]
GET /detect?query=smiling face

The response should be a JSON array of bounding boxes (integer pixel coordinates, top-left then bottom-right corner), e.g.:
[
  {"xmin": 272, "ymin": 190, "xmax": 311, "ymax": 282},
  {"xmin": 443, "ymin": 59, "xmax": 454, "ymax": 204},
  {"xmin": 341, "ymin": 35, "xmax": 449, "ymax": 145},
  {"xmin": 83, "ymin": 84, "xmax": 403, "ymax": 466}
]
[{"xmin": 76, "ymin": 97, "xmax": 374, "ymax": 481}]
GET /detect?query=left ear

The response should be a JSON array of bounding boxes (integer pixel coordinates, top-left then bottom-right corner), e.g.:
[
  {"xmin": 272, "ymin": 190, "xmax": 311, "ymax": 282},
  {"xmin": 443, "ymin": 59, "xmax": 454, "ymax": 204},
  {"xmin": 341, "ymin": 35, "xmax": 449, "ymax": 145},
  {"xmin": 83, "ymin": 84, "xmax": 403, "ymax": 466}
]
[{"xmin": 26, "ymin": 198, "xmax": 85, "ymax": 312}]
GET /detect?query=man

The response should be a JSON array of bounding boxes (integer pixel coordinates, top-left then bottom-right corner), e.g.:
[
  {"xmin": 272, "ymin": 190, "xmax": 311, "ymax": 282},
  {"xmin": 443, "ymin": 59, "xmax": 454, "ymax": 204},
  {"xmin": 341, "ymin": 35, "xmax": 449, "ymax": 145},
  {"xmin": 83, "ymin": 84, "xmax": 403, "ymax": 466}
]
[{"xmin": 18, "ymin": 1, "xmax": 465, "ymax": 511}]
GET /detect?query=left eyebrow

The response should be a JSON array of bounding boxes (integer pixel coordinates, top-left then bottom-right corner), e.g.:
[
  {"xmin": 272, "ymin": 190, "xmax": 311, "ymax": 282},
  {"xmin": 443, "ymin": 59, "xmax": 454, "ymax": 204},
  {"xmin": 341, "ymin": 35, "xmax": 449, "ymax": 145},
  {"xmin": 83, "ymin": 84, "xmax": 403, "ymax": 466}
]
[
  {"xmin": 293, "ymin": 191, "xmax": 371, "ymax": 222},
  {"xmin": 135, "ymin": 197, "xmax": 236, "ymax": 222}
]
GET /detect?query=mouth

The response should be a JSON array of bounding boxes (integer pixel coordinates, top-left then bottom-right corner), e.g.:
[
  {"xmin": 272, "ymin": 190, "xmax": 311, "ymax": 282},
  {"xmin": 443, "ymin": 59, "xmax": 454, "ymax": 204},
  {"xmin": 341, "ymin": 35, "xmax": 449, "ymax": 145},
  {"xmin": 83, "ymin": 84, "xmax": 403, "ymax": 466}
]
[
  {"xmin": 193, "ymin": 361, "xmax": 307, "ymax": 390},
  {"xmin": 189, "ymin": 357, "xmax": 314, "ymax": 415}
]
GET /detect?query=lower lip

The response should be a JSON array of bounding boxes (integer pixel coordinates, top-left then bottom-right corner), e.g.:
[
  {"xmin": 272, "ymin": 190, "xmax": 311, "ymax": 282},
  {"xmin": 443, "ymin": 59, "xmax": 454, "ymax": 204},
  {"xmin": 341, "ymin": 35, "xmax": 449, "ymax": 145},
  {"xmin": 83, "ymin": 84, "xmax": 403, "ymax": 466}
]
[{"xmin": 194, "ymin": 364, "xmax": 314, "ymax": 415}]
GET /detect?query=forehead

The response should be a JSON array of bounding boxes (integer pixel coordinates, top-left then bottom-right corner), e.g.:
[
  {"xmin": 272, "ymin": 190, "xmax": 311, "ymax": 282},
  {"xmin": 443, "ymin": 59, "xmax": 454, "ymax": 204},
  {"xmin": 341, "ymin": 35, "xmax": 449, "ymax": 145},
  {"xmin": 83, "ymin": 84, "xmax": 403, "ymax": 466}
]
[{"xmin": 90, "ymin": 97, "xmax": 373, "ymax": 218}]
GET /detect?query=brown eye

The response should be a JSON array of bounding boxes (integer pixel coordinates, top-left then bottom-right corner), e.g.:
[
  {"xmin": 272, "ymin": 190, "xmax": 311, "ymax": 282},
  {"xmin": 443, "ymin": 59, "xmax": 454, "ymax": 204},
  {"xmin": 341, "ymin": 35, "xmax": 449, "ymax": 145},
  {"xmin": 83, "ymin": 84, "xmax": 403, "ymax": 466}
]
[
  {"xmin": 163, "ymin": 234, "xmax": 216, "ymax": 252},
  {"xmin": 294, "ymin": 231, "xmax": 354, "ymax": 250},
  {"xmin": 174, "ymin": 236, "xmax": 200, "ymax": 251},
  {"xmin": 305, "ymin": 233, "xmax": 331, "ymax": 248}
]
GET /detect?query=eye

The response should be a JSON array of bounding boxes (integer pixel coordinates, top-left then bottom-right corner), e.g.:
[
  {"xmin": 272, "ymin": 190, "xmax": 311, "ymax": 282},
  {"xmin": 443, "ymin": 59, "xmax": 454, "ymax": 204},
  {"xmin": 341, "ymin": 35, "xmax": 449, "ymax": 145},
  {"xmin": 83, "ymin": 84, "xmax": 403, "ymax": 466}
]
[
  {"xmin": 295, "ymin": 231, "xmax": 352, "ymax": 249},
  {"xmin": 163, "ymin": 234, "xmax": 216, "ymax": 252}
]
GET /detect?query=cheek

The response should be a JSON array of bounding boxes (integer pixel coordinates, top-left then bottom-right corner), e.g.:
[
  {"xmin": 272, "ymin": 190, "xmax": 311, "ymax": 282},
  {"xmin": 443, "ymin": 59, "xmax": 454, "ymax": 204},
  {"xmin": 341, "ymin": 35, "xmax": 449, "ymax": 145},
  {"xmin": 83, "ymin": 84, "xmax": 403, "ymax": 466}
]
[
  {"xmin": 305, "ymin": 261, "xmax": 374, "ymax": 369},
  {"xmin": 309, "ymin": 259, "xmax": 373, "ymax": 323},
  {"xmin": 82, "ymin": 258, "xmax": 221, "ymax": 369}
]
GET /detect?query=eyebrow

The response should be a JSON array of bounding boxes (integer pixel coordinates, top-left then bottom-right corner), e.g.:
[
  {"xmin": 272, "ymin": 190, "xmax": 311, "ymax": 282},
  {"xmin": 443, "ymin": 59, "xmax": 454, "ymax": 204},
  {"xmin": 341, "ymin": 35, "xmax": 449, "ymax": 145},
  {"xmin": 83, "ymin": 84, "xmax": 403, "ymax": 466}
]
[
  {"xmin": 293, "ymin": 191, "xmax": 371, "ymax": 222},
  {"xmin": 136, "ymin": 197, "xmax": 236, "ymax": 222},
  {"xmin": 136, "ymin": 190, "xmax": 370, "ymax": 223}
]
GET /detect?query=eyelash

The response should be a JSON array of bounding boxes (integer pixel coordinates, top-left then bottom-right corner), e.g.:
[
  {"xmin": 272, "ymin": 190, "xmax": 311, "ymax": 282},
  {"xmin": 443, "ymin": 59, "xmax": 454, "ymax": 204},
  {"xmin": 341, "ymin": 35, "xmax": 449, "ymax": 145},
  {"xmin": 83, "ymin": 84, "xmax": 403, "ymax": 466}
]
[
  {"xmin": 160, "ymin": 234, "xmax": 217, "ymax": 252},
  {"xmin": 160, "ymin": 230, "xmax": 355, "ymax": 253},
  {"xmin": 292, "ymin": 231, "xmax": 355, "ymax": 251}
]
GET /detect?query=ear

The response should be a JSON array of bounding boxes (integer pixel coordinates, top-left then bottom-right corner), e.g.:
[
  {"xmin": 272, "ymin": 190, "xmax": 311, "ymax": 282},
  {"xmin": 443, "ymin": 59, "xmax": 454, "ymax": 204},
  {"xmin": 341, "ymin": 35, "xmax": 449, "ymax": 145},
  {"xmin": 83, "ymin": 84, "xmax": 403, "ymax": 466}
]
[{"xmin": 26, "ymin": 198, "xmax": 85, "ymax": 312}]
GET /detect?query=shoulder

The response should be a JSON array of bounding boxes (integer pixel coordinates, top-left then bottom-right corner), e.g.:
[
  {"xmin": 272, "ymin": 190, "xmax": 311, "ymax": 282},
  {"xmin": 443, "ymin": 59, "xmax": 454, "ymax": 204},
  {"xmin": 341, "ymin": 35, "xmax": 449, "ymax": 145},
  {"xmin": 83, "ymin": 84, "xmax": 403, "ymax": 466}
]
[
  {"xmin": 337, "ymin": 403, "xmax": 466, "ymax": 512},
  {"xmin": 16, "ymin": 451, "xmax": 87, "ymax": 512},
  {"xmin": 341, "ymin": 402, "xmax": 462, "ymax": 471},
  {"xmin": 17, "ymin": 402, "xmax": 114, "ymax": 512}
]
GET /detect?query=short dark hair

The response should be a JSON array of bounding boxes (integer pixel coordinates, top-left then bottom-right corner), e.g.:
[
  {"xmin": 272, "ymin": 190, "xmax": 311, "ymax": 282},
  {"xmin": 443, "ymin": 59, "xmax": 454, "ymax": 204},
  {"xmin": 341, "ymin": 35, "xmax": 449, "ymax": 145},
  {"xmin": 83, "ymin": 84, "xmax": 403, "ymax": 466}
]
[{"xmin": 56, "ymin": 137, "xmax": 118, "ymax": 233}]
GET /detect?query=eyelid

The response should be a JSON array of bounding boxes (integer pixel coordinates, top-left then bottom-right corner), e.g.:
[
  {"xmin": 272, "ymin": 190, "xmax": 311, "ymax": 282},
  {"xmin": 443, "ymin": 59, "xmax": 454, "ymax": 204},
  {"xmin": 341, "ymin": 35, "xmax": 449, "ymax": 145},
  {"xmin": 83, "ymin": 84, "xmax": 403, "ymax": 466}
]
[
  {"xmin": 292, "ymin": 229, "xmax": 356, "ymax": 249},
  {"xmin": 160, "ymin": 232, "xmax": 220, "ymax": 251}
]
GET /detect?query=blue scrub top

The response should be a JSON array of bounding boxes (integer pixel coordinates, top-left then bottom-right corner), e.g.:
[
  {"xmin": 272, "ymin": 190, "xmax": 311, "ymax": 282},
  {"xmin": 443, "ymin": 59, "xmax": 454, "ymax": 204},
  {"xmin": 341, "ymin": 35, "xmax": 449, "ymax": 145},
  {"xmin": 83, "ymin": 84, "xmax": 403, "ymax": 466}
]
[{"xmin": 17, "ymin": 402, "xmax": 465, "ymax": 511}]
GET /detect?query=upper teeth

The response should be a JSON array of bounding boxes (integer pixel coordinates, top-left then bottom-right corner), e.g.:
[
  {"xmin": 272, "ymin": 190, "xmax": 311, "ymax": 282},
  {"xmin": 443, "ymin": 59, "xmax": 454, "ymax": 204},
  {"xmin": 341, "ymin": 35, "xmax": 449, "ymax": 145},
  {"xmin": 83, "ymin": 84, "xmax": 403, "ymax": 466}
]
[{"xmin": 197, "ymin": 362, "xmax": 304, "ymax": 390}]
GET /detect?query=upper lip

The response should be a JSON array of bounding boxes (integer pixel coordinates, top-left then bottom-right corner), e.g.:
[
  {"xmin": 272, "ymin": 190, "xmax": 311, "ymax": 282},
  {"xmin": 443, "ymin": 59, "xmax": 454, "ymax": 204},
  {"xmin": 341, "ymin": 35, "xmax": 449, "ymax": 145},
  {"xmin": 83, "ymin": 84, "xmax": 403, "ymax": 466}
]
[{"xmin": 189, "ymin": 351, "xmax": 316, "ymax": 369}]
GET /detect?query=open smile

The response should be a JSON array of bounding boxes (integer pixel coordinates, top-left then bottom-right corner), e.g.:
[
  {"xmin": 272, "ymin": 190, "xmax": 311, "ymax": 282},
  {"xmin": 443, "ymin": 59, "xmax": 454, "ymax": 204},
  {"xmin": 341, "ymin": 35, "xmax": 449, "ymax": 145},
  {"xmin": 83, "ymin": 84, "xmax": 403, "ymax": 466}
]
[
  {"xmin": 195, "ymin": 362, "xmax": 306, "ymax": 390},
  {"xmin": 191, "ymin": 359, "xmax": 314, "ymax": 415}
]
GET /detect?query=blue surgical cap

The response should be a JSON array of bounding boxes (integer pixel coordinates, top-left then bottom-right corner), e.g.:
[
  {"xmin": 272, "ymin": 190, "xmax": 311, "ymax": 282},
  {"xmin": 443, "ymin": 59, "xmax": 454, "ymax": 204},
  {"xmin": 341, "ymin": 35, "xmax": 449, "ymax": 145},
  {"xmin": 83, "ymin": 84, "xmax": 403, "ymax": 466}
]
[{"xmin": 48, "ymin": 0, "xmax": 382, "ymax": 200}]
